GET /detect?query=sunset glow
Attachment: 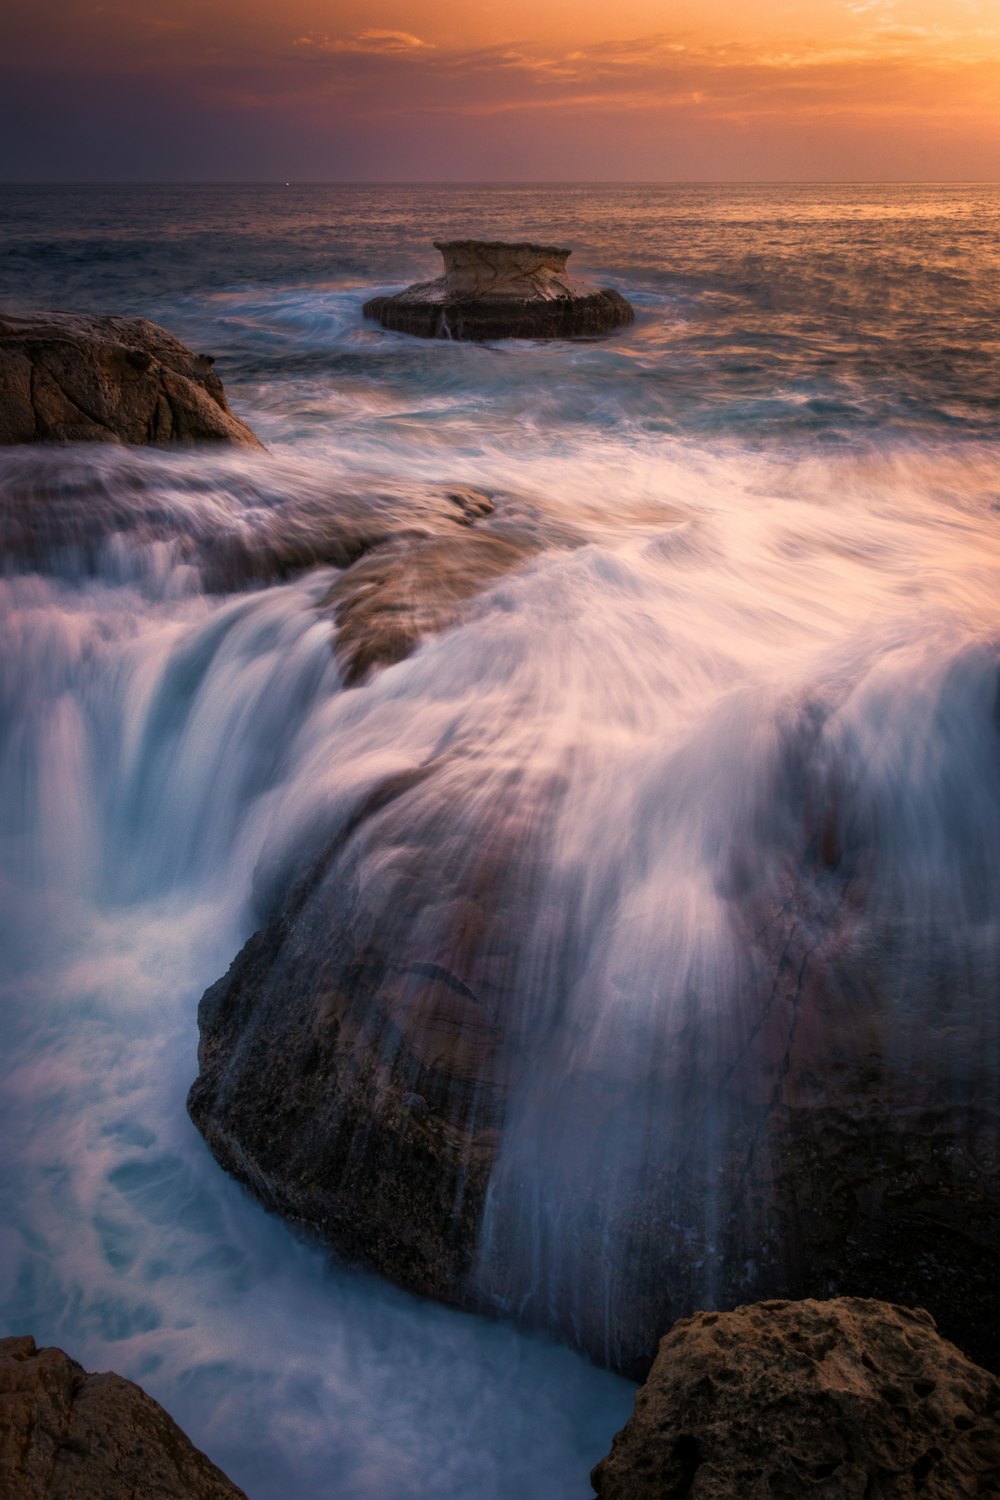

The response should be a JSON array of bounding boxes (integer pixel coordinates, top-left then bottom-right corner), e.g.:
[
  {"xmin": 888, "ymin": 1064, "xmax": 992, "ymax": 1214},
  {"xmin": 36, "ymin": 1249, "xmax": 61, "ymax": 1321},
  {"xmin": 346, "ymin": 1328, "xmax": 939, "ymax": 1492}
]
[{"xmin": 3, "ymin": 0, "xmax": 999, "ymax": 179}]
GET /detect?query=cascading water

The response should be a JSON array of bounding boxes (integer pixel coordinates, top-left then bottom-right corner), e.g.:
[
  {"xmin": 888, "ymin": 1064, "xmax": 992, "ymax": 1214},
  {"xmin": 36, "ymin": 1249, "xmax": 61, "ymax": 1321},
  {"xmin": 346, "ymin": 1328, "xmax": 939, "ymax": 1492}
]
[
  {"xmin": 0, "ymin": 454, "xmax": 638, "ymax": 1496},
  {"xmin": 2, "ymin": 181, "xmax": 999, "ymax": 1494}
]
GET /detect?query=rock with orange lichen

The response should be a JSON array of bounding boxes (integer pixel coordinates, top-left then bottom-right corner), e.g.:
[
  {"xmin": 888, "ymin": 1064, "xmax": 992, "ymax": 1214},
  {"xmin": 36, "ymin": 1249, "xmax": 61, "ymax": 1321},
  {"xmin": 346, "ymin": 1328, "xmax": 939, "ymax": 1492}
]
[
  {"xmin": 591, "ymin": 1298, "xmax": 1000, "ymax": 1500},
  {"xmin": 0, "ymin": 1335, "xmax": 246, "ymax": 1500}
]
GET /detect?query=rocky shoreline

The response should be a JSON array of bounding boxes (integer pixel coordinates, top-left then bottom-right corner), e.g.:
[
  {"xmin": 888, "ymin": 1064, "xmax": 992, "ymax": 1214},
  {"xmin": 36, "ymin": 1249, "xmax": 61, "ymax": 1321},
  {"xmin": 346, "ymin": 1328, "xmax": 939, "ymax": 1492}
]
[{"xmin": 6, "ymin": 1303, "xmax": 999, "ymax": 1498}]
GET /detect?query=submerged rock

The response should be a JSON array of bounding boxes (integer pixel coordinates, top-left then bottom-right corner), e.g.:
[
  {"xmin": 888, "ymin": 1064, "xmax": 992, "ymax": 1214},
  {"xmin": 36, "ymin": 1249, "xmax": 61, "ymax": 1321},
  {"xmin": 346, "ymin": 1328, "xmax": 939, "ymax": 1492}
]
[
  {"xmin": 363, "ymin": 240, "xmax": 634, "ymax": 340},
  {"xmin": 321, "ymin": 518, "xmax": 538, "ymax": 684},
  {"xmin": 0, "ymin": 446, "xmax": 576, "ymax": 689},
  {"xmin": 0, "ymin": 1335, "xmax": 246, "ymax": 1499},
  {"xmin": 0, "ymin": 312, "xmax": 262, "ymax": 447},
  {"xmin": 591, "ymin": 1298, "xmax": 1000, "ymax": 1499},
  {"xmin": 0, "ymin": 451, "xmax": 550, "ymax": 649}
]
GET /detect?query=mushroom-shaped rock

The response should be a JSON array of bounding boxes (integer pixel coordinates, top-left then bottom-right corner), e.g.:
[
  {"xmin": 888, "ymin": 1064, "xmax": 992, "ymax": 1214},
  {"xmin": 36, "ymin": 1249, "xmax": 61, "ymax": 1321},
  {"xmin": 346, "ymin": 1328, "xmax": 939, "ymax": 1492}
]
[
  {"xmin": 363, "ymin": 240, "xmax": 634, "ymax": 340},
  {"xmin": 0, "ymin": 312, "xmax": 263, "ymax": 447},
  {"xmin": 591, "ymin": 1298, "xmax": 1000, "ymax": 1500}
]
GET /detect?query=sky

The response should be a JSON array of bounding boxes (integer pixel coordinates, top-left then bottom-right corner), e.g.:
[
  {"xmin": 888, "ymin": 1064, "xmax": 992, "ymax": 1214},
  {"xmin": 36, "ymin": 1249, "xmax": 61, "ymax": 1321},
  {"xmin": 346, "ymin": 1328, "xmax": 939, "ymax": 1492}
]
[{"xmin": 2, "ymin": 0, "xmax": 999, "ymax": 181}]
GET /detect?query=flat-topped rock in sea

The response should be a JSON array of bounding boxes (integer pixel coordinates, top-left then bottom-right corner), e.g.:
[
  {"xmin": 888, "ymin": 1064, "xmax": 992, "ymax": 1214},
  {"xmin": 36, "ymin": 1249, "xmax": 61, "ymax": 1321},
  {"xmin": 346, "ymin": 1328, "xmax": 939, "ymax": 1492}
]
[
  {"xmin": 363, "ymin": 240, "xmax": 634, "ymax": 340},
  {"xmin": 0, "ymin": 312, "xmax": 263, "ymax": 448}
]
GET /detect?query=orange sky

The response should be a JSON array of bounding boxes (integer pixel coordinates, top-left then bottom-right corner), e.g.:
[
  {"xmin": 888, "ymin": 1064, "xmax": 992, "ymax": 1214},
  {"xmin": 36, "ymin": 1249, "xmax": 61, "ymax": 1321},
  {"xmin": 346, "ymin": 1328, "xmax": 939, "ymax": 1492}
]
[{"xmin": 4, "ymin": 0, "xmax": 1000, "ymax": 179}]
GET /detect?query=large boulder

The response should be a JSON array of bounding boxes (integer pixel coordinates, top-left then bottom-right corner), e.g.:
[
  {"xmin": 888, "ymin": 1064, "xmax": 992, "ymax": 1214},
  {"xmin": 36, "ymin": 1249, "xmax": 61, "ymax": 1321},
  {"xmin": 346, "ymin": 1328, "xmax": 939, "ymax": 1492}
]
[
  {"xmin": 187, "ymin": 646, "xmax": 1000, "ymax": 1378},
  {"xmin": 0, "ymin": 1335, "xmax": 246, "ymax": 1499},
  {"xmin": 591, "ymin": 1298, "xmax": 1000, "ymax": 1499},
  {"xmin": 188, "ymin": 753, "xmax": 559, "ymax": 1310},
  {"xmin": 363, "ymin": 240, "xmax": 634, "ymax": 340},
  {"xmin": 0, "ymin": 313, "xmax": 262, "ymax": 447}
]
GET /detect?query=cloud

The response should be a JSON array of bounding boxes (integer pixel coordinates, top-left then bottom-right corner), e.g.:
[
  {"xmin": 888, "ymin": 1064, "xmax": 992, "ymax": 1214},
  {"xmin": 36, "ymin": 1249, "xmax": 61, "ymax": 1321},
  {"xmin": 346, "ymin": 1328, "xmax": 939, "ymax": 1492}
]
[
  {"xmin": 293, "ymin": 29, "xmax": 433, "ymax": 57},
  {"xmin": 278, "ymin": 23, "xmax": 1000, "ymax": 125}
]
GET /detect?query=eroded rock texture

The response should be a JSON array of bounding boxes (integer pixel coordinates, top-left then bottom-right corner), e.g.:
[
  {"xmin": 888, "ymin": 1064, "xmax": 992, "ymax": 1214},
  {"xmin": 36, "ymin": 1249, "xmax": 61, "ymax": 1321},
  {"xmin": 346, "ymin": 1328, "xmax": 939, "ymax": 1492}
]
[
  {"xmin": 591, "ymin": 1298, "xmax": 1000, "ymax": 1500},
  {"xmin": 363, "ymin": 240, "xmax": 634, "ymax": 340},
  {"xmin": 189, "ymin": 748, "xmax": 562, "ymax": 1308},
  {"xmin": 0, "ymin": 313, "xmax": 262, "ymax": 447},
  {"xmin": 0, "ymin": 1335, "xmax": 246, "ymax": 1500}
]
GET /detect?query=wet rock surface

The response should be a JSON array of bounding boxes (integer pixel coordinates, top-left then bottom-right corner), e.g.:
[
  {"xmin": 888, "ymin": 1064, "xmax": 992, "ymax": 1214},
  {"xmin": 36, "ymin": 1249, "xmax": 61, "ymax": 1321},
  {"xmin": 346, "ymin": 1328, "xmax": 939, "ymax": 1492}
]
[
  {"xmin": 591, "ymin": 1298, "xmax": 1000, "ymax": 1499},
  {"xmin": 188, "ymin": 753, "xmax": 561, "ymax": 1310},
  {"xmin": 187, "ymin": 663, "xmax": 1000, "ymax": 1377},
  {"xmin": 0, "ymin": 313, "xmax": 262, "ymax": 448},
  {"xmin": 0, "ymin": 1335, "xmax": 246, "ymax": 1500},
  {"xmin": 0, "ymin": 456, "xmax": 560, "ymax": 680},
  {"xmin": 321, "ymin": 519, "xmax": 537, "ymax": 684},
  {"xmin": 363, "ymin": 240, "xmax": 634, "ymax": 340}
]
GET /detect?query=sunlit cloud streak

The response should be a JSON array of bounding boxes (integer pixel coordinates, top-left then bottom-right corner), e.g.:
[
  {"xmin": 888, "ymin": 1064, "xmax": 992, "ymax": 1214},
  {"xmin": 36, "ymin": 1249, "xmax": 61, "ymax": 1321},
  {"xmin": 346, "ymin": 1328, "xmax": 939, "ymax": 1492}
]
[{"xmin": 293, "ymin": 30, "xmax": 434, "ymax": 56}]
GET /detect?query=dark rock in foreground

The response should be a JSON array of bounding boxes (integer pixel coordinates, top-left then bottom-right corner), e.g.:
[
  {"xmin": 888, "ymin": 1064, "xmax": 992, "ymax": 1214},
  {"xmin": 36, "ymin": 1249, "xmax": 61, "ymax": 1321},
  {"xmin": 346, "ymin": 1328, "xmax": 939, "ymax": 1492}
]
[
  {"xmin": 363, "ymin": 240, "xmax": 634, "ymax": 340},
  {"xmin": 0, "ymin": 312, "xmax": 262, "ymax": 447},
  {"xmin": 188, "ymin": 724, "xmax": 562, "ymax": 1314},
  {"xmin": 187, "ymin": 648, "xmax": 1000, "ymax": 1377},
  {"xmin": 0, "ymin": 1335, "xmax": 246, "ymax": 1499},
  {"xmin": 591, "ymin": 1298, "xmax": 1000, "ymax": 1499}
]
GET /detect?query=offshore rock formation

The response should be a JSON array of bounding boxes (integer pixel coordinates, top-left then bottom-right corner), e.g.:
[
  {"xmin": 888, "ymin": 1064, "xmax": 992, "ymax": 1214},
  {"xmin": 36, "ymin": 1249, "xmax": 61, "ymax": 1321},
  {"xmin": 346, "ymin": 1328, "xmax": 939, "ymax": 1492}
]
[
  {"xmin": 187, "ymin": 656, "xmax": 1000, "ymax": 1376},
  {"xmin": 0, "ymin": 313, "xmax": 262, "ymax": 447},
  {"xmin": 591, "ymin": 1298, "xmax": 1000, "ymax": 1500},
  {"xmin": 363, "ymin": 240, "xmax": 634, "ymax": 340},
  {"xmin": 0, "ymin": 1335, "xmax": 246, "ymax": 1499}
]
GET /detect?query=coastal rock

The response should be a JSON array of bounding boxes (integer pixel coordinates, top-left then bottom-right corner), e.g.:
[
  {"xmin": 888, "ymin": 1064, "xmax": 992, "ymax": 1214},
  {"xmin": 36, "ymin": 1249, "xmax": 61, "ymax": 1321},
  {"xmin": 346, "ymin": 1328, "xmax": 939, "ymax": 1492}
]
[
  {"xmin": 591, "ymin": 1298, "xmax": 1000, "ymax": 1499},
  {"xmin": 0, "ymin": 443, "xmax": 576, "ymax": 685},
  {"xmin": 0, "ymin": 312, "xmax": 262, "ymax": 447},
  {"xmin": 187, "ymin": 665, "xmax": 1000, "ymax": 1378},
  {"xmin": 363, "ymin": 240, "xmax": 634, "ymax": 340},
  {"xmin": 322, "ymin": 522, "xmax": 537, "ymax": 684},
  {"xmin": 188, "ymin": 755, "xmax": 557, "ymax": 1308},
  {"xmin": 0, "ymin": 1334, "xmax": 246, "ymax": 1499}
]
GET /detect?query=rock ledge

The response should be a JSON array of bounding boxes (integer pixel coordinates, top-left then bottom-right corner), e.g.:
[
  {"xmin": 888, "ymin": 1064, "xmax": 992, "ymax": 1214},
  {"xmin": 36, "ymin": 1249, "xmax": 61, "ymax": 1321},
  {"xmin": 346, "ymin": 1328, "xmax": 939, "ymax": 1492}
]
[{"xmin": 363, "ymin": 240, "xmax": 634, "ymax": 340}]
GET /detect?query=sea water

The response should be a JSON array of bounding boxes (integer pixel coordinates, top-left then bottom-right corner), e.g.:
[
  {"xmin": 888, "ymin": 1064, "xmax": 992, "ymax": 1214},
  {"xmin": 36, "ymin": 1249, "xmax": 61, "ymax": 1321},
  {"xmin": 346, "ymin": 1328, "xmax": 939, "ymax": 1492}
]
[{"xmin": 1, "ymin": 182, "xmax": 998, "ymax": 1496}]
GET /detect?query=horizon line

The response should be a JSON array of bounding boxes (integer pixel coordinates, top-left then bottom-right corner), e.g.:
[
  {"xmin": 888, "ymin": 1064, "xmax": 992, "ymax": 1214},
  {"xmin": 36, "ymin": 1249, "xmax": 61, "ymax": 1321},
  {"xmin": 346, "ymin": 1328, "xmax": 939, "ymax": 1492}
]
[{"xmin": 3, "ymin": 178, "xmax": 1000, "ymax": 188}]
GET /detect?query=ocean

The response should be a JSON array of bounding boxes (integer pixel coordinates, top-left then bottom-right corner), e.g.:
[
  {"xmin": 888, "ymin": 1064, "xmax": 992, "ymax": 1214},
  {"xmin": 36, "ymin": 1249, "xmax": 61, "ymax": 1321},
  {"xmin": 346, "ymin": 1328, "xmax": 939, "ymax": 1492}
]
[{"xmin": 1, "ymin": 182, "xmax": 998, "ymax": 1497}]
